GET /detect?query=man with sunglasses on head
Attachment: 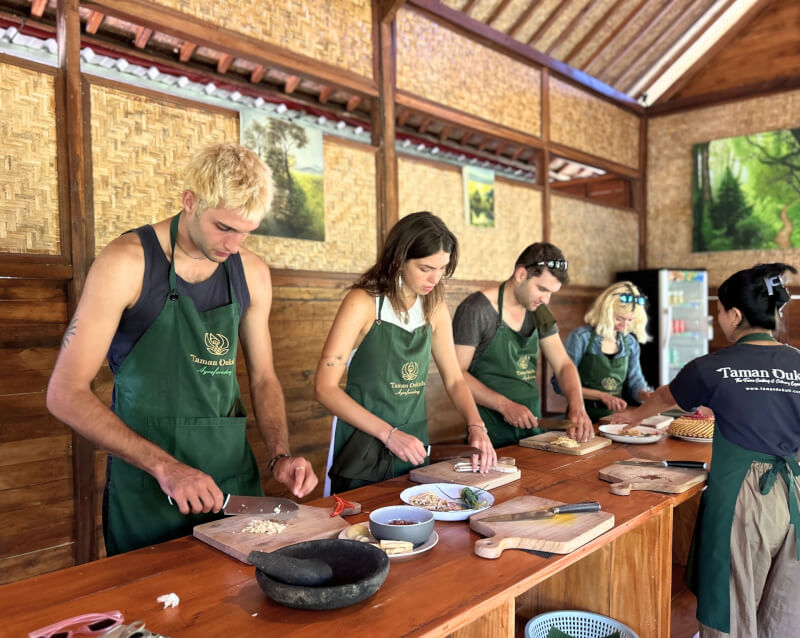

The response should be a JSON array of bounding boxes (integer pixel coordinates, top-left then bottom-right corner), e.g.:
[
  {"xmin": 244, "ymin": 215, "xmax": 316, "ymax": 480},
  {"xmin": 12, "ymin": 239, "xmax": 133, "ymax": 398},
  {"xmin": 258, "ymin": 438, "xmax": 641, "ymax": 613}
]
[
  {"xmin": 554, "ymin": 281, "xmax": 653, "ymax": 422},
  {"xmin": 453, "ymin": 243, "xmax": 593, "ymax": 447}
]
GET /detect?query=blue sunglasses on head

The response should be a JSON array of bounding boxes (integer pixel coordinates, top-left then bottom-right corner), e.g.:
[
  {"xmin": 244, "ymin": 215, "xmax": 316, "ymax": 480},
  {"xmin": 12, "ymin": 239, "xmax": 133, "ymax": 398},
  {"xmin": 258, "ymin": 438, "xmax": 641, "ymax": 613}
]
[{"xmin": 618, "ymin": 292, "xmax": 646, "ymax": 305}]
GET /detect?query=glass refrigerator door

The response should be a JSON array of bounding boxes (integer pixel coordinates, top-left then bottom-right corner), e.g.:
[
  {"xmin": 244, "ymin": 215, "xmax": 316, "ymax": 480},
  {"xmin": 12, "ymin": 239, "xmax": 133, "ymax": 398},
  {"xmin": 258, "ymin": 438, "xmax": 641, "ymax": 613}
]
[{"xmin": 659, "ymin": 269, "xmax": 708, "ymax": 384}]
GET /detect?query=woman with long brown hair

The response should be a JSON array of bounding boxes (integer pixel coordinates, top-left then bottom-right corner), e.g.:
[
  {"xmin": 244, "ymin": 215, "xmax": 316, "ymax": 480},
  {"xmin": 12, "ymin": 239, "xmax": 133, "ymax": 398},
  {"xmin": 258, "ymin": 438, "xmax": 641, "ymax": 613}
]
[{"xmin": 315, "ymin": 212, "xmax": 496, "ymax": 495}]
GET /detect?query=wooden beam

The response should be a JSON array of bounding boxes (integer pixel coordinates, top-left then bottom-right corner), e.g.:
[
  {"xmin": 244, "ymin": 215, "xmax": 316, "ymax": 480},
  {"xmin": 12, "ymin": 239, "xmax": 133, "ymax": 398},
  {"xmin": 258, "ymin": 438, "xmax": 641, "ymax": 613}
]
[
  {"xmin": 418, "ymin": 116, "xmax": 432, "ymax": 134},
  {"xmin": 408, "ymin": 0, "xmax": 643, "ymax": 112},
  {"xmin": 178, "ymin": 41, "xmax": 196, "ymax": 63},
  {"xmin": 85, "ymin": 10, "xmax": 104, "ymax": 34},
  {"xmin": 579, "ymin": 0, "xmax": 649, "ymax": 71},
  {"xmin": 546, "ymin": 0, "xmax": 601, "ymax": 55},
  {"xmin": 380, "ymin": 0, "xmax": 407, "ymax": 23},
  {"xmin": 397, "ymin": 91, "xmax": 546, "ymax": 150},
  {"xmin": 462, "ymin": 0, "xmax": 478, "ymax": 14},
  {"xmin": 564, "ymin": 0, "xmax": 626, "ymax": 64},
  {"xmin": 318, "ymin": 86, "xmax": 333, "ymax": 103},
  {"xmin": 487, "ymin": 0, "xmax": 513, "ymax": 26},
  {"xmin": 250, "ymin": 64, "xmax": 266, "ymax": 83},
  {"xmin": 284, "ymin": 74, "xmax": 301, "ymax": 94},
  {"xmin": 31, "ymin": 0, "xmax": 47, "ymax": 17},
  {"xmin": 495, "ymin": 141, "xmax": 508, "ymax": 156},
  {"xmin": 56, "ymin": 0, "xmax": 96, "ymax": 566},
  {"xmin": 630, "ymin": 0, "xmax": 736, "ymax": 97},
  {"xmin": 372, "ymin": 4, "xmax": 398, "ymax": 248},
  {"xmin": 346, "ymin": 95, "xmax": 362, "ymax": 111},
  {"xmin": 508, "ymin": 0, "xmax": 543, "ymax": 38},
  {"xmin": 653, "ymin": 0, "xmax": 775, "ymax": 105},
  {"xmin": 511, "ymin": 147, "xmax": 526, "ymax": 161},
  {"xmin": 133, "ymin": 25, "xmax": 152, "ymax": 49},
  {"xmin": 478, "ymin": 138, "xmax": 492, "ymax": 151},
  {"xmin": 397, "ymin": 108, "xmax": 411, "ymax": 127},
  {"xmin": 541, "ymin": 69, "xmax": 551, "ymax": 240},
  {"xmin": 594, "ymin": 0, "xmax": 682, "ymax": 83},
  {"xmin": 549, "ymin": 140, "xmax": 640, "ymax": 179},
  {"xmin": 439, "ymin": 124, "xmax": 452, "ymax": 142},
  {"xmin": 527, "ymin": 0, "xmax": 571, "ymax": 46},
  {"xmin": 612, "ymin": 0, "xmax": 708, "ymax": 90},
  {"xmin": 216, "ymin": 53, "xmax": 233, "ymax": 74},
  {"xmin": 635, "ymin": 114, "xmax": 647, "ymax": 268},
  {"xmin": 83, "ymin": 0, "xmax": 378, "ymax": 97}
]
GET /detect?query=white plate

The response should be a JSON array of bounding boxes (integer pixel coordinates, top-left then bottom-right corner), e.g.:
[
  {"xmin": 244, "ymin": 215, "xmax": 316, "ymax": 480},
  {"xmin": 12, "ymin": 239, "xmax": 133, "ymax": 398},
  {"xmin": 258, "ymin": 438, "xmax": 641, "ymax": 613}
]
[
  {"xmin": 399, "ymin": 483, "xmax": 495, "ymax": 521},
  {"xmin": 598, "ymin": 424, "xmax": 663, "ymax": 444},
  {"xmin": 338, "ymin": 526, "xmax": 439, "ymax": 561},
  {"xmin": 670, "ymin": 433, "xmax": 713, "ymax": 443}
]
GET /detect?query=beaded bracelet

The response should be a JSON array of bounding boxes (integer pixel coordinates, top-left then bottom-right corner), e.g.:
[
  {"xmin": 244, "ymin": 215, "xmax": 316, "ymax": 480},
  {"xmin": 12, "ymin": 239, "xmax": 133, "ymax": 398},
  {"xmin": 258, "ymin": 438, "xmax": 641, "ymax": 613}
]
[
  {"xmin": 268, "ymin": 453, "xmax": 291, "ymax": 474},
  {"xmin": 384, "ymin": 426, "xmax": 398, "ymax": 447}
]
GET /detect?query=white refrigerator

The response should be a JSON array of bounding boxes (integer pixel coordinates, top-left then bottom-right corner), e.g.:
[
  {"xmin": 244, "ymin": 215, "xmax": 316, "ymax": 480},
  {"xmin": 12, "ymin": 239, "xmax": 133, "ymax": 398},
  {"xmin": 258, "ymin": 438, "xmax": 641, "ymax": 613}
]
[{"xmin": 617, "ymin": 269, "xmax": 709, "ymax": 388}]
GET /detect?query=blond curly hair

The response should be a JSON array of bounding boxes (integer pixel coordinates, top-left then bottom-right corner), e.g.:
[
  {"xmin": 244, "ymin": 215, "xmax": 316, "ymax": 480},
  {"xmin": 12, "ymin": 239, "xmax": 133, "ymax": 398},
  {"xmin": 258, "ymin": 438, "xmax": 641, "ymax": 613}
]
[
  {"xmin": 183, "ymin": 142, "xmax": 274, "ymax": 223},
  {"xmin": 584, "ymin": 281, "xmax": 650, "ymax": 343}
]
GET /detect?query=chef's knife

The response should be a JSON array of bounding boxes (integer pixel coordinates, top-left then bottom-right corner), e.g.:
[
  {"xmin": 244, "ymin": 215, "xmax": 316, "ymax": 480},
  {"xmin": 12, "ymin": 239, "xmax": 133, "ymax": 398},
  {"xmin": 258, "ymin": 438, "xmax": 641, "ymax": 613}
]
[
  {"xmin": 167, "ymin": 494, "xmax": 299, "ymax": 519},
  {"xmin": 615, "ymin": 460, "xmax": 707, "ymax": 470},
  {"xmin": 429, "ymin": 444, "xmax": 482, "ymax": 462},
  {"xmin": 479, "ymin": 501, "xmax": 601, "ymax": 522},
  {"xmin": 222, "ymin": 494, "xmax": 299, "ymax": 519}
]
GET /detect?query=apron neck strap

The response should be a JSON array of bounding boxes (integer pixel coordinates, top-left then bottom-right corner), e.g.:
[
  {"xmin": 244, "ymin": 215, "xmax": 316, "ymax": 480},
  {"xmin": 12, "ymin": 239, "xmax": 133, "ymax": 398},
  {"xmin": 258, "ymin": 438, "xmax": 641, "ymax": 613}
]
[
  {"xmin": 496, "ymin": 282, "xmax": 505, "ymax": 327},
  {"xmin": 736, "ymin": 332, "xmax": 777, "ymax": 344},
  {"xmin": 167, "ymin": 213, "xmax": 235, "ymax": 301}
]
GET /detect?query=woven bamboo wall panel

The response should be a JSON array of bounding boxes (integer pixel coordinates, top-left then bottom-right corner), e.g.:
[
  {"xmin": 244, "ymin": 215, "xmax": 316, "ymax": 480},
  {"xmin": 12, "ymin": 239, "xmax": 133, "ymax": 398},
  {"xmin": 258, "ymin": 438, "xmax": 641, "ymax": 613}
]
[
  {"xmin": 148, "ymin": 0, "xmax": 373, "ymax": 78},
  {"xmin": 549, "ymin": 77, "xmax": 639, "ymax": 169},
  {"xmin": 244, "ymin": 141, "xmax": 376, "ymax": 272},
  {"xmin": 91, "ymin": 85, "xmax": 237, "ymax": 253},
  {"xmin": 648, "ymin": 89, "xmax": 800, "ymax": 286},
  {"xmin": 550, "ymin": 195, "xmax": 639, "ymax": 286},
  {"xmin": 398, "ymin": 157, "xmax": 543, "ymax": 281},
  {"xmin": 396, "ymin": 8, "xmax": 541, "ymax": 137},
  {"xmin": 0, "ymin": 63, "xmax": 59, "ymax": 255}
]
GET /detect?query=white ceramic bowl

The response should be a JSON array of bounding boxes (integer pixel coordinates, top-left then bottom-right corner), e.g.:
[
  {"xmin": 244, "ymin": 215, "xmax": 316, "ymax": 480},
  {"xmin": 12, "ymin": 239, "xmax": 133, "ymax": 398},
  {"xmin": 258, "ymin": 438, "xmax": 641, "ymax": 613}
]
[
  {"xmin": 598, "ymin": 424, "xmax": 662, "ymax": 444},
  {"xmin": 368, "ymin": 505, "xmax": 434, "ymax": 545},
  {"xmin": 399, "ymin": 483, "xmax": 495, "ymax": 521}
]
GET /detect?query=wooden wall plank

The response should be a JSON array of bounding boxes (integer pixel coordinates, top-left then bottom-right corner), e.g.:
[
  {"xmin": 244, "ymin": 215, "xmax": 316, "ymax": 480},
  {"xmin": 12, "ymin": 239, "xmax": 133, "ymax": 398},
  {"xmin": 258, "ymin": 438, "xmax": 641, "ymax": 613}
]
[{"xmin": 0, "ymin": 544, "xmax": 74, "ymax": 587}]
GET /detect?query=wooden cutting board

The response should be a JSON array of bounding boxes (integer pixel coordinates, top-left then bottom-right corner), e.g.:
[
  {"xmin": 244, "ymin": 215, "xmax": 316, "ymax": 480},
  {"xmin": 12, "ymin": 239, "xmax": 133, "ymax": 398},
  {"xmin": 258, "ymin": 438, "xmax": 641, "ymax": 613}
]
[
  {"xmin": 193, "ymin": 505, "xmax": 349, "ymax": 563},
  {"xmin": 470, "ymin": 496, "xmax": 615, "ymax": 557},
  {"xmin": 518, "ymin": 431, "xmax": 612, "ymax": 455},
  {"xmin": 598, "ymin": 459, "xmax": 707, "ymax": 495},
  {"xmin": 409, "ymin": 459, "xmax": 521, "ymax": 490}
]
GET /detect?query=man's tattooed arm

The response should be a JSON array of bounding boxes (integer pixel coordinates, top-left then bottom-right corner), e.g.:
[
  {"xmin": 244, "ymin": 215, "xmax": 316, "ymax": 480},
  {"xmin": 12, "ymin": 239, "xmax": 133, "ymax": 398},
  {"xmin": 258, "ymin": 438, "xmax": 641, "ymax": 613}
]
[{"xmin": 61, "ymin": 317, "xmax": 77, "ymax": 348}]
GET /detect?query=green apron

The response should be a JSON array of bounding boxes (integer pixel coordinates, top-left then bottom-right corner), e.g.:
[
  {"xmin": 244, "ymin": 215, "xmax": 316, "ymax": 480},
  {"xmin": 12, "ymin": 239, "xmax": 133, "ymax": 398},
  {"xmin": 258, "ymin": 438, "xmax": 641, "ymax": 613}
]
[
  {"xmin": 577, "ymin": 330, "xmax": 628, "ymax": 422},
  {"xmin": 686, "ymin": 332, "xmax": 800, "ymax": 632},
  {"xmin": 469, "ymin": 283, "xmax": 542, "ymax": 448},
  {"xmin": 328, "ymin": 295, "xmax": 431, "ymax": 493},
  {"xmin": 105, "ymin": 214, "xmax": 262, "ymax": 555}
]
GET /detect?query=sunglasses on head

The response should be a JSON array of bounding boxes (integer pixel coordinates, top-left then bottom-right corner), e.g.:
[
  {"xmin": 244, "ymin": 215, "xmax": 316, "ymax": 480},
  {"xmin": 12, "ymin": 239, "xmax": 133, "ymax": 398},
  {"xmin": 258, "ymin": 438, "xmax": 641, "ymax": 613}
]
[
  {"xmin": 618, "ymin": 292, "xmax": 646, "ymax": 305},
  {"xmin": 530, "ymin": 259, "xmax": 568, "ymax": 271},
  {"xmin": 29, "ymin": 611, "xmax": 124, "ymax": 638}
]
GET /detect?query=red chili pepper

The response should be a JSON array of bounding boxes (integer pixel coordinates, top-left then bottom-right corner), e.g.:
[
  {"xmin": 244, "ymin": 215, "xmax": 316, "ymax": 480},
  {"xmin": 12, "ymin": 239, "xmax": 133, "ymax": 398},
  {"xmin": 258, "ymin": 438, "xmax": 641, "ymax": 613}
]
[{"xmin": 331, "ymin": 494, "xmax": 355, "ymax": 517}]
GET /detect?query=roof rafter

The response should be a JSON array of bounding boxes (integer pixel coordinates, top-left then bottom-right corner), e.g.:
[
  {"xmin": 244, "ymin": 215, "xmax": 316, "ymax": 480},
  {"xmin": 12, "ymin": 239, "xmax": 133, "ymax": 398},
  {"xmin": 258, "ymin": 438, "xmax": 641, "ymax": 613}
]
[
  {"xmin": 563, "ymin": 0, "xmax": 627, "ymax": 64},
  {"xmin": 545, "ymin": 0, "xmax": 601, "ymax": 55},
  {"xmin": 487, "ymin": 0, "xmax": 513, "ymax": 26},
  {"xmin": 31, "ymin": 0, "xmax": 47, "ymax": 18},
  {"xmin": 85, "ymin": 10, "xmax": 104, "ymax": 34},
  {"xmin": 527, "ymin": 0, "xmax": 571, "ymax": 46},
  {"xmin": 250, "ymin": 64, "xmax": 267, "ymax": 83},
  {"xmin": 508, "ymin": 0, "xmax": 544, "ymax": 38},
  {"xmin": 579, "ymin": 0, "xmax": 650, "ymax": 71}
]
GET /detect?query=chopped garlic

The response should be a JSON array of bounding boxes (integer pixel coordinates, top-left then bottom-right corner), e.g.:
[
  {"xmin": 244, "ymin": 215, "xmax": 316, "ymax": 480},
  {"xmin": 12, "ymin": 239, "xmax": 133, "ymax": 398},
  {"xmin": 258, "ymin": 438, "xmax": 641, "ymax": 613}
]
[
  {"xmin": 242, "ymin": 519, "xmax": 287, "ymax": 535},
  {"xmin": 552, "ymin": 435, "xmax": 579, "ymax": 448},
  {"xmin": 157, "ymin": 592, "xmax": 180, "ymax": 609}
]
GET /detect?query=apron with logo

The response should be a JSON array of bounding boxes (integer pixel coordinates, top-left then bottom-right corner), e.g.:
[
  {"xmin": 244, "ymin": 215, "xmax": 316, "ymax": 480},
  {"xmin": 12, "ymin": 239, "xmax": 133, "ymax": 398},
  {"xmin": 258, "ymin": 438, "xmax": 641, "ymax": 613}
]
[
  {"xmin": 328, "ymin": 295, "xmax": 431, "ymax": 494},
  {"xmin": 577, "ymin": 330, "xmax": 628, "ymax": 422},
  {"xmin": 687, "ymin": 333, "xmax": 800, "ymax": 632},
  {"xmin": 469, "ymin": 283, "xmax": 542, "ymax": 448},
  {"xmin": 105, "ymin": 214, "xmax": 262, "ymax": 555}
]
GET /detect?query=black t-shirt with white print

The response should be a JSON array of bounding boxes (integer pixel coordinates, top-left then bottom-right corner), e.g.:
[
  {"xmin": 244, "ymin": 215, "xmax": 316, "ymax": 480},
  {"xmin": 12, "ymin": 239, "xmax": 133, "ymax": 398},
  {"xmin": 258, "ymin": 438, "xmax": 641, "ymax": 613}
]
[{"xmin": 669, "ymin": 343, "xmax": 800, "ymax": 457}]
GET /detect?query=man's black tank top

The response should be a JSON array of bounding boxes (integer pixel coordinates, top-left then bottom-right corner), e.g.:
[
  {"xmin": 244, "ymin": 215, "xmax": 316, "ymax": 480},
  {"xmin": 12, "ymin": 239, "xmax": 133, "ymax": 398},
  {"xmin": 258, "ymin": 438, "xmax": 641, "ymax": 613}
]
[{"xmin": 106, "ymin": 224, "xmax": 250, "ymax": 376}]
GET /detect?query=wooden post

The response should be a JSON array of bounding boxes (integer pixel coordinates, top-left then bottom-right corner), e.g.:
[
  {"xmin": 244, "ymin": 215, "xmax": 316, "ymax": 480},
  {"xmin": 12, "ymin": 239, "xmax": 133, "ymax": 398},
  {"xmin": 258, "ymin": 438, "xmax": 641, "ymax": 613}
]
[
  {"xmin": 634, "ymin": 114, "xmax": 647, "ymax": 269},
  {"xmin": 541, "ymin": 69, "xmax": 551, "ymax": 242},
  {"xmin": 372, "ymin": 2, "xmax": 399, "ymax": 250},
  {"xmin": 57, "ymin": 0, "xmax": 97, "ymax": 564}
]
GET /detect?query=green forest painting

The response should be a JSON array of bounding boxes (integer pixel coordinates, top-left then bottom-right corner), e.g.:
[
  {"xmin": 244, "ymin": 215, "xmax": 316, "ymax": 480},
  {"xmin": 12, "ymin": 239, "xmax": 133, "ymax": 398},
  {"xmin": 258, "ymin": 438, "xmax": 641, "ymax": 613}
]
[
  {"xmin": 692, "ymin": 128, "xmax": 800, "ymax": 252},
  {"xmin": 462, "ymin": 165, "xmax": 495, "ymax": 228},
  {"xmin": 241, "ymin": 110, "xmax": 324, "ymax": 241}
]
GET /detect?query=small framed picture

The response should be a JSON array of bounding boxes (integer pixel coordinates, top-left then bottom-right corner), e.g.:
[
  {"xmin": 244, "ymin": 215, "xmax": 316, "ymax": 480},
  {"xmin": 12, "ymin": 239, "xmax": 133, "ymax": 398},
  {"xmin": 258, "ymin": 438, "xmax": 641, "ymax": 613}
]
[{"xmin": 462, "ymin": 165, "xmax": 495, "ymax": 228}]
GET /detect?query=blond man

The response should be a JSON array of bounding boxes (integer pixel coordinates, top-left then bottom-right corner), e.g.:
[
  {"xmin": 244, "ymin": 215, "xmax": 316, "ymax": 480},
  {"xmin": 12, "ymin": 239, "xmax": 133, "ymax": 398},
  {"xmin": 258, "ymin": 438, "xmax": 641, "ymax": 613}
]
[{"xmin": 47, "ymin": 143, "xmax": 316, "ymax": 555}]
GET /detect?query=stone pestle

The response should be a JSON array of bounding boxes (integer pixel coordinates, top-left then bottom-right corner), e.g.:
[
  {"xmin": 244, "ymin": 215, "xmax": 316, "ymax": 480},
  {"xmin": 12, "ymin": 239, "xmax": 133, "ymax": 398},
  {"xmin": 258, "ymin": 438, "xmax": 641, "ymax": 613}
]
[{"xmin": 248, "ymin": 550, "xmax": 334, "ymax": 587}]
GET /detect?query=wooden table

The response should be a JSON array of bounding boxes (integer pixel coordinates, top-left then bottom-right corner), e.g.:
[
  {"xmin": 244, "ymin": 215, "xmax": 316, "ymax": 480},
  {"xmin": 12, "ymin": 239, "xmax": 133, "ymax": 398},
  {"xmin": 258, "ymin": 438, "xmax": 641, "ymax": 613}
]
[{"xmin": 0, "ymin": 435, "xmax": 711, "ymax": 638}]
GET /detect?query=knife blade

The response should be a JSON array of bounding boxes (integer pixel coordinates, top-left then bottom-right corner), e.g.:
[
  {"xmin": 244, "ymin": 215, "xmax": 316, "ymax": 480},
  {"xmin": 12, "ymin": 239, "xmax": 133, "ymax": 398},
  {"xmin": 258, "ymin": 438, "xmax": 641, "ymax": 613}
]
[
  {"xmin": 478, "ymin": 501, "xmax": 601, "ymax": 522},
  {"xmin": 222, "ymin": 494, "xmax": 299, "ymax": 519},
  {"xmin": 429, "ymin": 444, "xmax": 482, "ymax": 462},
  {"xmin": 615, "ymin": 460, "xmax": 708, "ymax": 470}
]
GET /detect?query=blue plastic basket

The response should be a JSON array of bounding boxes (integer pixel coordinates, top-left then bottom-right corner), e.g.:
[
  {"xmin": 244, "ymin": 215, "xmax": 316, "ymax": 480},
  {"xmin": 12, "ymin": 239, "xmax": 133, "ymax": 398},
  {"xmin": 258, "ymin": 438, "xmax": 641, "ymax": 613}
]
[{"xmin": 525, "ymin": 610, "xmax": 638, "ymax": 638}]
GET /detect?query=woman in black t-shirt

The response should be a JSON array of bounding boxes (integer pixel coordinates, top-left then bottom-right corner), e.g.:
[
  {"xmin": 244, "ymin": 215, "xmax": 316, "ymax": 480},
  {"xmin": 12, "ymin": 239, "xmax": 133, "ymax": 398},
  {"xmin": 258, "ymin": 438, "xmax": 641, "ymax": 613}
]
[{"xmin": 612, "ymin": 263, "xmax": 800, "ymax": 637}]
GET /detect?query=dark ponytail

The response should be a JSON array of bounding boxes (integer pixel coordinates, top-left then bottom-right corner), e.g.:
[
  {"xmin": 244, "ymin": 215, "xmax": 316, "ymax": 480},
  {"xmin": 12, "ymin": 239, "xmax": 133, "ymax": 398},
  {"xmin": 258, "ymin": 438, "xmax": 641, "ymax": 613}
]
[{"xmin": 718, "ymin": 263, "xmax": 797, "ymax": 330}]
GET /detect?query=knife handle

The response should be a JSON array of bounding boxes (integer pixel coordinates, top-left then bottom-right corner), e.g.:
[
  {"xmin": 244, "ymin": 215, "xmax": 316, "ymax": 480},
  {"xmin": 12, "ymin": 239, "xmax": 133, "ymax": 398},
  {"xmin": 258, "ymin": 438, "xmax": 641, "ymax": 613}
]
[
  {"xmin": 666, "ymin": 461, "xmax": 708, "ymax": 470},
  {"xmin": 553, "ymin": 501, "xmax": 601, "ymax": 514}
]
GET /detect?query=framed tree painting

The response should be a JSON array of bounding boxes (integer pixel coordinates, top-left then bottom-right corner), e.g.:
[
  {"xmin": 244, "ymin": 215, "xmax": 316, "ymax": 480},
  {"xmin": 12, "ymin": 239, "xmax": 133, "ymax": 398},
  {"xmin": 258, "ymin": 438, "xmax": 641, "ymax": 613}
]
[
  {"xmin": 241, "ymin": 109, "xmax": 325, "ymax": 241},
  {"xmin": 692, "ymin": 128, "xmax": 800, "ymax": 251},
  {"xmin": 462, "ymin": 165, "xmax": 495, "ymax": 228}
]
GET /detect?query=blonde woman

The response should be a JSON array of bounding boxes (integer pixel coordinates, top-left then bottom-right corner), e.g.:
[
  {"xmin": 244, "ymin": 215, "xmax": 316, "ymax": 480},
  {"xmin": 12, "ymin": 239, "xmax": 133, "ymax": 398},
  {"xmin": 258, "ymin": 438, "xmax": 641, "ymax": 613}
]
[{"xmin": 554, "ymin": 281, "xmax": 652, "ymax": 421}]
